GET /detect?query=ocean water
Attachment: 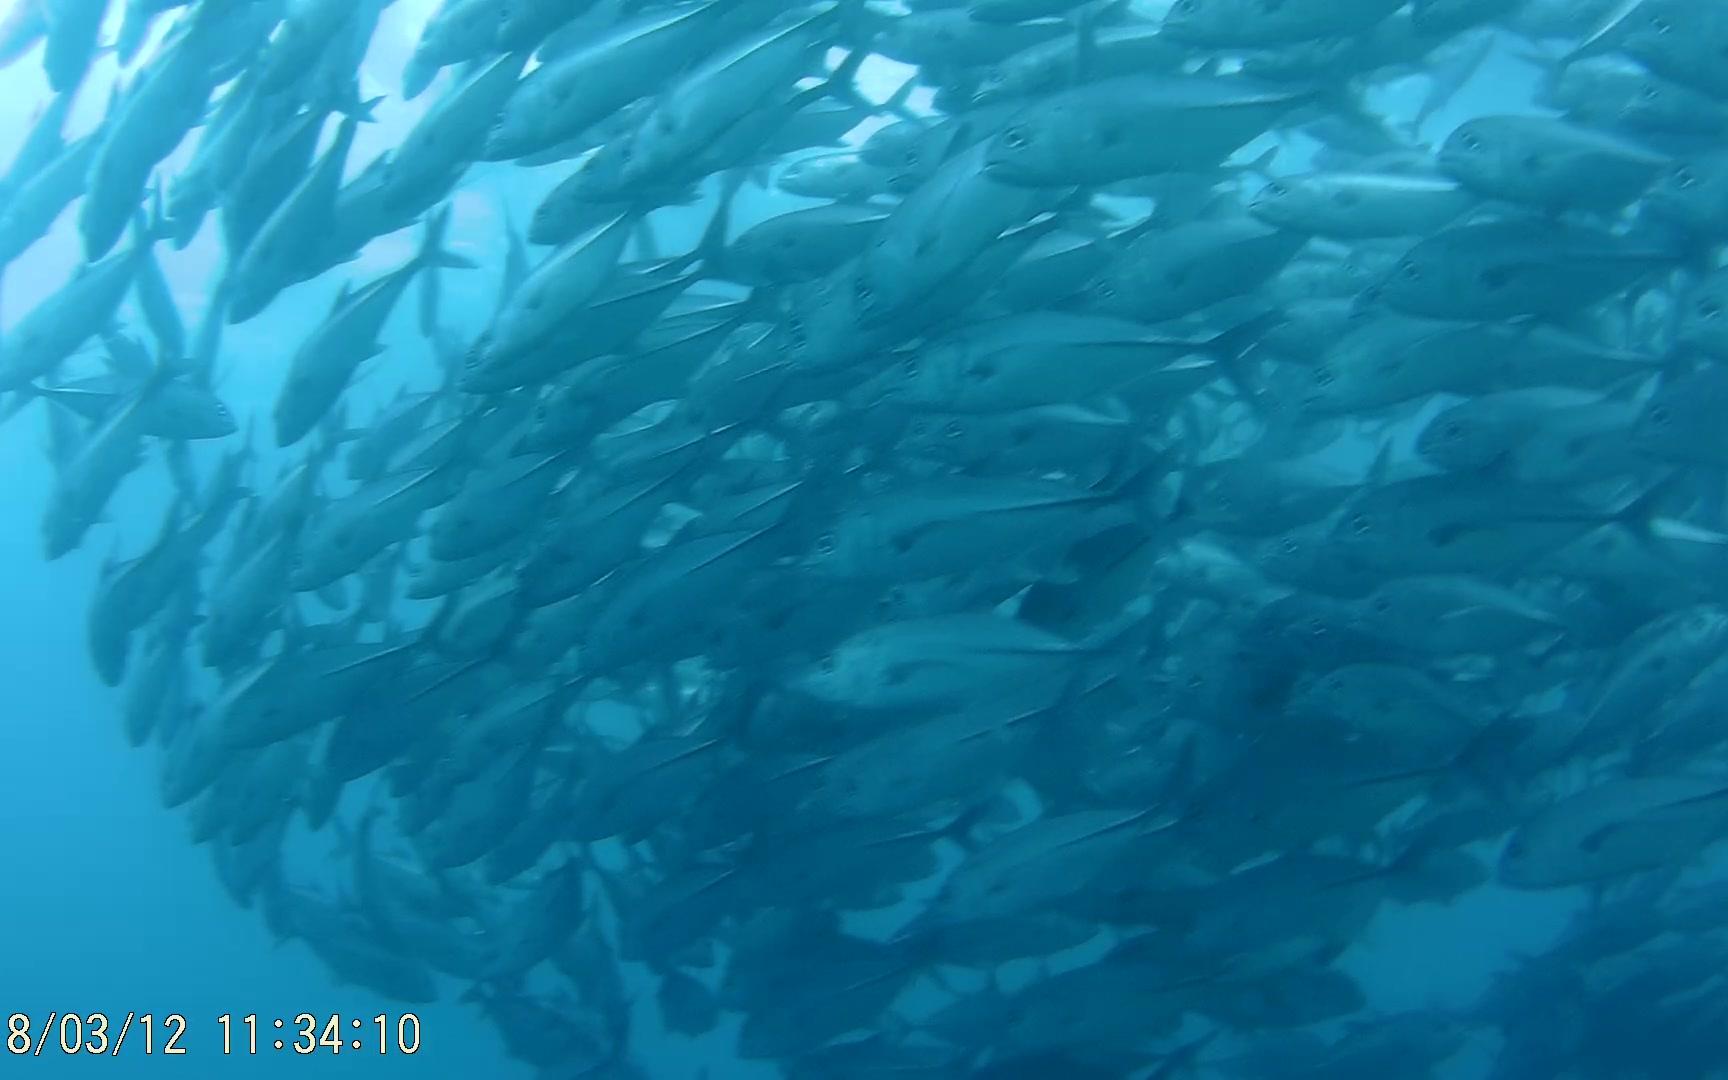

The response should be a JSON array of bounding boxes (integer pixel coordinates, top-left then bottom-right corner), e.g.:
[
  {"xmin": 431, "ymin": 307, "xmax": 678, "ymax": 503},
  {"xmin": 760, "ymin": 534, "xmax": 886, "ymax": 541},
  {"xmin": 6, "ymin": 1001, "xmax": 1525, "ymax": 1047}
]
[{"xmin": 0, "ymin": 1, "xmax": 1693, "ymax": 1077}]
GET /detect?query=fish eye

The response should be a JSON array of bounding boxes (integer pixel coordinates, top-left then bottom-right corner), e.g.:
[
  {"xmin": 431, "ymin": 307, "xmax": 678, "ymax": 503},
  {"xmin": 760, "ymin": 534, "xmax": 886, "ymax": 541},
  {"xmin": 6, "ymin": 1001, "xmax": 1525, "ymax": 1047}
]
[
  {"xmin": 1400, "ymin": 261, "xmax": 1422, "ymax": 281},
  {"xmin": 1349, "ymin": 514, "xmax": 1371, "ymax": 535},
  {"xmin": 1279, "ymin": 537, "xmax": 1299, "ymax": 555},
  {"xmin": 1002, "ymin": 125, "xmax": 1030, "ymax": 150},
  {"xmin": 817, "ymin": 654, "xmax": 837, "ymax": 674},
  {"xmin": 908, "ymin": 418, "xmax": 930, "ymax": 438},
  {"xmin": 1646, "ymin": 405, "xmax": 1671, "ymax": 428},
  {"xmin": 1313, "ymin": 367, "xmax": 1335, "ymax": 388},
  {"xmin": 1264, "ymin": 182, "xmax": 1288, "ymax": 198},
  {"xmin": 943, "ymin": 420, "xmax": 964, "ymax": 440},
  {"xmin": 1699, "ymin": 300, "xmax": 1723, "ymax": 320},
  {"xmin": 814, "ymin": 533, "xmax": 835, "ymax": 556},
  {"xmin": 1651, "ymin": 16, "xmax": 1671, "ymax": 34},
  {"xmin": 1639, "ymin": 83, "xmax": 1661, "ymax": 101},
  {"xmin": 1175, "ymin": 0, "xmax": 1198, "ymax": 11},
  {"xmin": 1372, "ymin": 596, "xmax": 1391, "ymax": 614},
  {"xmin": 1096, "ymin": 281, "xmax": 1117, "ymax": 300},
  {"xmin": 1441, "ymin": 421, "xmax": 1463, "ymax": 440},
  {"xmin": 902, "ymin": 356, "xmax": 919, "ymax": 378}
]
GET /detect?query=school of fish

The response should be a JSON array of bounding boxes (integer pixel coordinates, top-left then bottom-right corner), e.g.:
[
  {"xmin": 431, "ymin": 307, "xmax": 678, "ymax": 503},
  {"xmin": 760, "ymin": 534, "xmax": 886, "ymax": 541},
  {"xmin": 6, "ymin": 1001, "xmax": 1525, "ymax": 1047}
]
[{"xmin": 4, "ymin": 0, "xmax": 1728, "ymax": 1075}]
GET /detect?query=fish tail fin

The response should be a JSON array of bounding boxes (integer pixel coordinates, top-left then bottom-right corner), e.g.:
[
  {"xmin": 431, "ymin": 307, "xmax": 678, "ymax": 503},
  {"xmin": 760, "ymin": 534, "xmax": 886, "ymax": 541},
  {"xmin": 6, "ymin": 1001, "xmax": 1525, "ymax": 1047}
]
[
  {"xmin": 1298, "ymin": 81, "xmax": 1389, "ymax": 144},
  {"xmin": 415, "ymin": 203, "xmax": 477, "ymax": 271},
  {"xmin": 415, "ymin": 204, "xmax": 476, "ymax": 338},
  {"xmin": 816, "ymin": 47, "xmax": 871, "ymax": 113},
  {"xmin": 880, "ymin": 74, "xmax": 919, "ymax": 121},
  {"xmin": 335, "ymin": 90, "xmax": 386, "ymax": 124},
  {"xmin": 129, "ymin": 197, "xmax": 163, "ymax": 251},
  {"xmin": 1200, "ymin": 308, "xmax": 1284, "ymax": 413},
  {"xmin": 1615, "ymin": 469, "xmax": 1728, "ymax": 544},
  {"xmin": 1067, "ymin": 0, "xmax": 1131, "ymax": 81},
  {"xmin": 1235, "ymin": 143, "xmax": 1281, "ymax": 181},
  {"xmin": 690, "ymin": 171, "xmax": 741, "ymax": 274}
]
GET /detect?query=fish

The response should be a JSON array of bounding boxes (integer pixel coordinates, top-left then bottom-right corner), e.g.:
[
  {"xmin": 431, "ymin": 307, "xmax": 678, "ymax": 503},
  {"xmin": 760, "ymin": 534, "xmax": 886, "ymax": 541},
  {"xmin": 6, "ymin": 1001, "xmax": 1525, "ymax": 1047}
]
[
  {"xmin": 1501, "ymin": 776, "xmax": 1728, "ymax": 889},
  {"xmin": 982, "ymin": 73, "xmax": 1312, "ymax": 188},
  {"xmin": 4, "ymin": 2, "xmax": 1728, "ymax": 1076},
  {"xmin": 1438, "ymin": 114, "xmax": 1670, "ymax": 212},
  {"xmin": 273, "ymin": 207, "xmax": 473, "ymax": 447},
  {"xmin": 0, "ymin": 227, "xmax": 152, "ymax": 392},
  {"xmin": 1249, "ymin": 170, "xmax": 1477, "ymax": 238},
  {"xmin": 225, "ymin": 110, "xmax": 367, "ymax": 323},
  {"xmin": 1376, "ymin": 219, "xmax": 1681, "ymax": 320}
]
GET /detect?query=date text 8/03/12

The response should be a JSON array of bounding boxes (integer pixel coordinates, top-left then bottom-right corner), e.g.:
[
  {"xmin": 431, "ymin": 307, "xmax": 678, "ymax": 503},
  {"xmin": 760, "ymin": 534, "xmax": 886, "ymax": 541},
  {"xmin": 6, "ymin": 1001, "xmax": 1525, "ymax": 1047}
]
[{"xmin": 6, "ymin": 1013, "xmax": 422, "ymax": 1056}]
